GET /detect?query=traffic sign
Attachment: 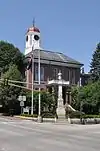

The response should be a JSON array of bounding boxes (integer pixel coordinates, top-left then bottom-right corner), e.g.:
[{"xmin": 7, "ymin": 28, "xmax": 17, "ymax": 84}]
[
  {"xmin": 18, "ymin": 96, "xmax": 23, "ymax": 101},
  {"xmin": 18, "ymin": 95, "xmax": 26, "ymax": 101},
  {"xmin": 20, "ymin": 101, "xmax": 24, "ymax": 107},
  {"xmin": 22, "ymin": 96, "xmax": 26, "ymax": 101}
]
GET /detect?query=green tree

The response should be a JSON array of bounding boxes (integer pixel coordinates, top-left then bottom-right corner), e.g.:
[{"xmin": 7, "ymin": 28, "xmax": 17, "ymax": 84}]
[
  {"xmin": 0, "ymin": 41, "xmax": 25, "ymax": 75},
  {"xmin": 0, "ymin": 64, "xmax": 23, "ymax": 115},
  {"xmin": 90, "ymin": 43, "xmax": 100, "ymax": 82},
  {"xmin": 71, "ymin": 82, "xmax": 100, "ymax": 114},
  {"xmin": 24, "ymin": 90, "xmax": 56, "ymax": 115},
  {"xmin": 71, "ymin": 86, "xmax": 80, "ymax": 110}
]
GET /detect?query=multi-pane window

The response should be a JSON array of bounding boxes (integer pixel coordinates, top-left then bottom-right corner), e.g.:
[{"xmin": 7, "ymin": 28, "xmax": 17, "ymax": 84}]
[
  {"xmin": 34, "ymin": 64, "xmax": 44, "ymax": 81},
  {"xmin": 70, "ymin": 69, "xmax": 75, "ymax": 84},
  {"xmin": 34, "ymin": 65, "xmax": 38, "ymax": 81},
  {"xmin": 72, "ymin": 70, "xmax": 75, "ymax": 84},
  {"xmin": 40, "ymin": 67, "xmax": 44, "ymax": 81},
  {"xmin": 66, "ymin": 69, "xmax": 70, "ymax": 81}
]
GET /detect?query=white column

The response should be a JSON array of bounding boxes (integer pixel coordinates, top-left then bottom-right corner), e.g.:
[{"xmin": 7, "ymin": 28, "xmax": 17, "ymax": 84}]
[
  {"xmin": 58, "ymin": 85, "xmax": 63, "ymax": 107},
  {"xmin": 56, "ymin": 71, "xmax": 65, "ymax": 120},
  {"xmin": 80, "ymin": 77, "xmax": 82, "ymax": 86},
  {"xmin": 57, "ymin": 72, "xmax": 63, "ymax": 107},
  {"xmin": 58, "ymin": 85, "xmax": 62, "ymax": 99}
]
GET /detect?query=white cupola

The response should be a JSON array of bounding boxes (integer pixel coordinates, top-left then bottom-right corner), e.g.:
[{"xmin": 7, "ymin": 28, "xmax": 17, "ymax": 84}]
[{"xmin": 25, "ymin": 23, "xmax": 41, "ymax": 55}]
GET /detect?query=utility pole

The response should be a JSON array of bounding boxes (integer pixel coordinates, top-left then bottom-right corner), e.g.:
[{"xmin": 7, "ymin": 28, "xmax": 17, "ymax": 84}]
[
  {"xmin": 38, "ymin": 49, "xmax": 42, "ymax": 122},
  {"xmin": 31, "ymin": 47, "xmax": 34, "ymax": 115}
]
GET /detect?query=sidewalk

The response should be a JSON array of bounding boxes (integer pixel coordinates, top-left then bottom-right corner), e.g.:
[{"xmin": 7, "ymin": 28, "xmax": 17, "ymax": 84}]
[{"xmin": 0, "ymin": 114, "xmax": 34, "ymax": 120}]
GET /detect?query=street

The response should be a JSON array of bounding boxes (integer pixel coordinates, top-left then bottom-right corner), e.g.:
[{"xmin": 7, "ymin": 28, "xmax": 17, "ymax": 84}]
[{"xmin": 0, "ymin": 117, "xmax": 100, "ymax": 151}]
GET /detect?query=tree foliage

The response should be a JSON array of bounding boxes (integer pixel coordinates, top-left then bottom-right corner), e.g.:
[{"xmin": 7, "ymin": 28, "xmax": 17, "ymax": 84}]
[
  {"xmin": 0, "ymin": 41, "xmax": 57, "ymax": 115},
  {"xmin": 24, "ymin": 90, "xmax": 57, "ymax": 115},
  {"xmin": 71, "ymin": 42, "xmax": 100, "ymax": 115},
  {"xmin": 0, "ymin": 64, "xmax": 23, "ymax": 114},
  {"xmin": 90, "ymin": 43, "xmax": 100, "ymax": 82},
  {"xmin": 71, "ymin": 81, "xmax": 100, "ymax": 114},
  {"xmin": 71, "ymin": 86, "xmax": 80, "ymax": 110},
  {"xmin": 0, "ymin": 41, "xmax": 26, "ymax": 114},
  {"xmin": 3, "ymin": 64, "xmax": 23, "ymax": 81},
  {"xmin": 0, "ymin": 41, "xmax": 25, "ymax": 75}
]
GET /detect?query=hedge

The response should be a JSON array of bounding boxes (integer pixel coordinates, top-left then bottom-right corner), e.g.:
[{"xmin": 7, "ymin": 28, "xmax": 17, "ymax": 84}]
[
  {"xmin": 21, "ymin": 113, "xmax": 100, "ymax": 119},
  {"xmin": 21, "ymin": 112, "xmax": 56, "ymax": 118},
  {"xmin": 82, "ymin": 114, "xmax": 100, "ymax": 118},
  {"xmin": 21, "ymin": 114, "xmax": 38, "ymax": 118}
]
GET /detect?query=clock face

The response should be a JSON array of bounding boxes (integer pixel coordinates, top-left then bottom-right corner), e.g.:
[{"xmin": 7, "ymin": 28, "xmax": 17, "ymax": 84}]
[{"xmin": 34, "ymin": 35, "xmax": 39, "ymax": 41}]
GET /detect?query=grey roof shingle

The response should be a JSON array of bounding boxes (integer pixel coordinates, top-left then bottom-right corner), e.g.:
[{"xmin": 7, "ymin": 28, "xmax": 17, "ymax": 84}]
[{"xmin": 26, "ymin": 49, "xmax": 83, "ymax": 67}]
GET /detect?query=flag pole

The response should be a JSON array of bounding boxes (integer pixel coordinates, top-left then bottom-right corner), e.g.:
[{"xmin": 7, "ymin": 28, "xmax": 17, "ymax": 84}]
[
  {"xmin": 31, "ymin": 46, "xmax": 34, "ymax": 115},
  {"xmin": 38, "ymin": 49, "xmax": 42, "ymax": 122}
]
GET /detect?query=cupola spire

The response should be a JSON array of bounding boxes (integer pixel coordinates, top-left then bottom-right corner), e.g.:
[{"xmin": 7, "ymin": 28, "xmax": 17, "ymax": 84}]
[{"xmin": 32, "ymin": 18, "xmax": 35, "ymax": 27}]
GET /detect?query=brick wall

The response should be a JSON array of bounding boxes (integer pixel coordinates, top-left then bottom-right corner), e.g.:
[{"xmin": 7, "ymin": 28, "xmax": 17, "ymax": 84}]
[{"xmin": 26, "ymin": 63, "xmax": 80, "ymax": 89}]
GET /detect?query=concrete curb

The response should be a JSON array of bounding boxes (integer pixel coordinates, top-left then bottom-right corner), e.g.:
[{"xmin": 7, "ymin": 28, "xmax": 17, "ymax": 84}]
[
  {"xmin": 15, "ymin": 116, "xmax": 36, "ymax": 120},
  {"xmin": 14, "ymin": 116, "xmax": 100, "ymax": 124},
  {"xmin": 70, "ymin": 118, "xmax": 100, "ymax": 124},
  {"xmin": 14, "ymin": 116, "xmax": 56, "ymax": 122}
]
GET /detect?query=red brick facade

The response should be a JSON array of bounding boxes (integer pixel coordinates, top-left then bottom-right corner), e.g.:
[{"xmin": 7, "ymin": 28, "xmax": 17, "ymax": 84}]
[{"xmin": 26, "ymin": 63, "xmax": 80, "ymax": 90}]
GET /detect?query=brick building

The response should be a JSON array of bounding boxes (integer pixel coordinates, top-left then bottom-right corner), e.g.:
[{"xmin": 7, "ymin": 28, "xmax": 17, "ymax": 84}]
[{"xmin": 25, "ymin": 24, "xmax": 83, "ymax": 91}]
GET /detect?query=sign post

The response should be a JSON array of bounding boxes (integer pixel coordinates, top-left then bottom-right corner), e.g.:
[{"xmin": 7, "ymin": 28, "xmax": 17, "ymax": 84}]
[{"xmin": 18, "ymin": 96, "xmax": 26, "ymax": 114}]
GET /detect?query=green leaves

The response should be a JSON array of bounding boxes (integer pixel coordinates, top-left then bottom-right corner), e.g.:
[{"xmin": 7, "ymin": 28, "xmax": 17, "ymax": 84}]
[
  {"xmin": 0, "ymin": 60, "xmax": 24, "ymax": 114},
  {"xmin": 0, "ymin": 41, "xmax": 25, "ymax": 114},
  {"xmin": 0, "ymin": 41, "xmax": 24, "ymax": 74},
  {"xmin": 71, "ymin": 81, "xmax": 100, "ymax": 114},
  {"xmin": 3, "ymin": 64, "xmax": 22, "ymax": 81},
  {"xmin": 90, "ymin": 43, "xmax": 100, "ymax": 82},
  {"xmin": 3, "ymin": 78, "xmax": 9, "ymax": 86},
  {"xmin": 0, "ymin": 41, "xmax": 24, "ymax": 115},
  {"xmin": 25, "ymin": 90, "xmax": 56, "ymax": 115}
]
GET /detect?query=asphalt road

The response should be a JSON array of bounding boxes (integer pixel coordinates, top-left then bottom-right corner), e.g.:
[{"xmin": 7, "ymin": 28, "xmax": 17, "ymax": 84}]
[{"xmin": 0, "ymin": 117, "xmax": 100, "ymax": 151}]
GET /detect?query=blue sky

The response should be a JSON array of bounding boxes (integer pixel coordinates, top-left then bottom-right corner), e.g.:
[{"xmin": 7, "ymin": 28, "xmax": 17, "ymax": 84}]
[{"xmin": 0, "ymin": 0, "xmax": 100, "ymax": 72}]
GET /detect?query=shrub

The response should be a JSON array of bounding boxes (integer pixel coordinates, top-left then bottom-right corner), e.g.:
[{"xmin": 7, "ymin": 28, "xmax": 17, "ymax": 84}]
[
  {"xmin": 66, "ymin": 110, "xmax": 84, "ymax": 118},
  {"xmin": 82, "ymin": 114, "xmax": 100, "ymax": 118},
  {"xmin": 21, "ymin": 112, "xmax": 56, "ymax": 118},
  {"xmin": 41, "ymin": 111, "xmax": 56, "ymax": 118}
]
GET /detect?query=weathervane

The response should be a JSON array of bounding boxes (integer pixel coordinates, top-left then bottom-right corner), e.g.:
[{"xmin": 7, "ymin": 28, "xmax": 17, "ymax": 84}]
[{"xmin": 32, "ymin": 18, "xmax": 35, "ymax": 27}]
